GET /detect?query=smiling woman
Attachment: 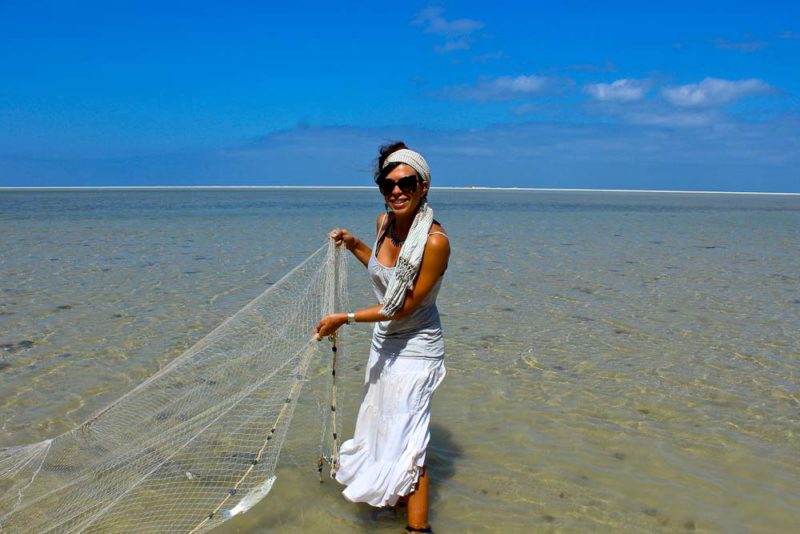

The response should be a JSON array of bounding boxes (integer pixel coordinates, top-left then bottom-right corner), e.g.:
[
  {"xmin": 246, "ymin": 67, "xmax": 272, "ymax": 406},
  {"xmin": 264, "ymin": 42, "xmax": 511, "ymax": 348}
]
[{"xmin": 314, "ymin": 142, "xmax": 450, "ymax": 533}]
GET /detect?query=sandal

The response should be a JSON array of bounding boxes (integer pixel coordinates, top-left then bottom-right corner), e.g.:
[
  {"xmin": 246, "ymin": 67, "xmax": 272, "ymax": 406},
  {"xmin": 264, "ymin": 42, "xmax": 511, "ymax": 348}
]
[{"xmin": 405, "ymin": 526, "xmax": 432, "ymax": 533}]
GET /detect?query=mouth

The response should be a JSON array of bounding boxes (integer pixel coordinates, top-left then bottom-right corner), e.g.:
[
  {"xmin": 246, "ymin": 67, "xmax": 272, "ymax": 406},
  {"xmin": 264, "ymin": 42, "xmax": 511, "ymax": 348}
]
[{"xmin": 389, "ymin": 198, "xmax": 410, "ymax": 209}]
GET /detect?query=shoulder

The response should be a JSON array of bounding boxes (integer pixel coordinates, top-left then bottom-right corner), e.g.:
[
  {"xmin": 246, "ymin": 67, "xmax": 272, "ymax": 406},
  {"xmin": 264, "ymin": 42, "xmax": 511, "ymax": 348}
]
[
  {"xmin": 426, "ymin": 223, "xmax": 450, "ymax": 254},
  {"xmin": 428, "ymin": 222, "xmax": 448, "ymax": 241},
  {"xmin": 375, "ymin": 212, "xmax": 389, "ymax": 233}
]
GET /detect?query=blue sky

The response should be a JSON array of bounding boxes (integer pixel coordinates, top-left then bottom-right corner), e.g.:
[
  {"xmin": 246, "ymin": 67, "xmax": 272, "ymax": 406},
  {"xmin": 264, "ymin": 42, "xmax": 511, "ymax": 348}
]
[{"xmin": 1, "ymin": 1, "xmax": 798, "ymax": 191}]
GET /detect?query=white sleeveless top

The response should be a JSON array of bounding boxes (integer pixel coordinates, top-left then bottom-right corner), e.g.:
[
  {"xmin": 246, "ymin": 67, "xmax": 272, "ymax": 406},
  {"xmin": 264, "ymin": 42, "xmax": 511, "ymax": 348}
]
[{"xmin": 368, "ymin": 229, "xmax": 445, "ymax": 359}]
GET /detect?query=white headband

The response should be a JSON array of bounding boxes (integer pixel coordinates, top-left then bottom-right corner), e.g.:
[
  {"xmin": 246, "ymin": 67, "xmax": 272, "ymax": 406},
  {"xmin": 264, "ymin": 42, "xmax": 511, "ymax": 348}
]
[{"xmin": 382, "ymin": 149, "xmax": 431, "ymax": 184}]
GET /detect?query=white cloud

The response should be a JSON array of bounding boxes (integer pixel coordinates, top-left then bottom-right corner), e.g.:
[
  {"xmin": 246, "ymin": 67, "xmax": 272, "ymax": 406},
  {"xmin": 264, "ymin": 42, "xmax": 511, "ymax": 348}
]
[
  {"xmin": 661, "ymin": 77, "xmax": 772, "ymax": 107},
  {"xmin": 584, "ymin": 79, "xmax": 649, "ymax": 102},
  {"xmin": 412, "ymin": 7, "xmax": 484, "ymax": 53},
  {"xmin": 441, "ymin": 75, "xmax": 554, "ymax": 101},
  {"xmin": 492, "ymin": 75, "xmax": 549, "ymax": 93},
  {"xmin": 412, "ymin": 7, "xmax": 484, "ymax": 37}
]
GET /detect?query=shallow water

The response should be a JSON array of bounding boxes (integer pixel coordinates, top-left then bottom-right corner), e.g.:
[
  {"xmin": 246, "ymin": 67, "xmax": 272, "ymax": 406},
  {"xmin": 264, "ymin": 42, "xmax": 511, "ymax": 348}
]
[{"xmin": 1, "ymin": 189, "xmax": 799, "ymax": 532}]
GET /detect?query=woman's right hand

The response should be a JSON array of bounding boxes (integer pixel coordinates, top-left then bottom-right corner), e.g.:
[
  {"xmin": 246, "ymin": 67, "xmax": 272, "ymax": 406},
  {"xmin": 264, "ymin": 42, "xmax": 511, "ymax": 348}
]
[{"xmin": 329, "ymin": 228, "xmax": 358, "ymax": 251}]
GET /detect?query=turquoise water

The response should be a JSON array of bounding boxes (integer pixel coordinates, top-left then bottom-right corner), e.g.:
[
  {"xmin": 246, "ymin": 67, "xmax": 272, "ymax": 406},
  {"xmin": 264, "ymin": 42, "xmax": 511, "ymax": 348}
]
[{"xmin": 1, "ymin": 189, "xmax": 799, "ymax": 532}]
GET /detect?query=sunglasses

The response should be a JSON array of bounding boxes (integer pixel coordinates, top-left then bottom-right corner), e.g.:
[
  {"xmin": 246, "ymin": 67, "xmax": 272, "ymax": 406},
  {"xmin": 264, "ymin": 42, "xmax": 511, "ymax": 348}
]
[{"xmin": 376, "ymin": 175, "xmax": 422, "ymax": 195}]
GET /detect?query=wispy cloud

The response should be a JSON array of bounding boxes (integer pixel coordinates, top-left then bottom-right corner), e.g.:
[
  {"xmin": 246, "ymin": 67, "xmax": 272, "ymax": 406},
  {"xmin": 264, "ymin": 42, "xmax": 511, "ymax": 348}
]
[
  {"xmin": 510, "ymin": 103, "xmax": 543, "ymax": 116},
  {"xmin": 779, "ymin": 31, "xmax": 800, "ymax": 40},
  {"xmin": 563, "ymin": 60, "xmax": 618, "ymax": 73},
  {"xmin": 435, "ymin": 40, "xmax": 470, "ymax": 53},
  {"xmin": 661, "ymin": 77, "xmax": 772, "ymax": 107},
  {"xmin": 412, "ymin": 7, "xmax": 484, "ymax": 36},
  {"xmin": 412, "ymin": 7, "xmax": 484, "ymax": 53},
  {"xmin": 714, "ymin": 37, "xmax": 767, "ymax": 52},
  {"xmin": 439, "ymin": 75, "xmax": 562, "ymax": 101},
  {"xmin": 471, "ymin": 51, "xmax": 505, "ymax": 63},
  {"xmin": 585, "ymin": 95, "xmax": 722, "ymax": 129},
  {"xmin": 623, "ymin": 110, "xmax": 720, "ymax": 128},
  {"xmin": 584, "ymin": 79, "xmax": 650, "ymax": 102},
  {"xmin": 6, "ymin": 116, "xmax": 799, "ymax": 190}
]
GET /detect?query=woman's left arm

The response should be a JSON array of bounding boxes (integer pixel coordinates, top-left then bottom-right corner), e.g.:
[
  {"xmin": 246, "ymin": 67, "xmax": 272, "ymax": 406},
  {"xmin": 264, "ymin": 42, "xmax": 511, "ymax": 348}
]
[{"xmin": 313, "ymin": 234, "xmax": 450, "ymax": 339}]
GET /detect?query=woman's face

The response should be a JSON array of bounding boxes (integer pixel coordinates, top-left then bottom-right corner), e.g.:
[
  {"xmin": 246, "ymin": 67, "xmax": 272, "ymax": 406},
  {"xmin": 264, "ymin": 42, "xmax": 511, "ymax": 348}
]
[{"xmin": 382, "ymin": 163, "xmax": 428, "ymax": 217}]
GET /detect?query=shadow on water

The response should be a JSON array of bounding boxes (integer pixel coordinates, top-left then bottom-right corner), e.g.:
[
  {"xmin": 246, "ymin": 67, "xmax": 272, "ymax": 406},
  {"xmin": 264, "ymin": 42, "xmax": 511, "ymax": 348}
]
[{"xmin": 427, "ymin": 423, "xmax": 463, "ymax": 504}]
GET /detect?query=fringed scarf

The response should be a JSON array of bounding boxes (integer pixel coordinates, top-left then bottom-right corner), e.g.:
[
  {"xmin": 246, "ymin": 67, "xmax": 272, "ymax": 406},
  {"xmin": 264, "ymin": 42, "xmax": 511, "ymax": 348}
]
[{"xmin": 379, "ymin": 149, "xmax": 434, "ymax": 317}]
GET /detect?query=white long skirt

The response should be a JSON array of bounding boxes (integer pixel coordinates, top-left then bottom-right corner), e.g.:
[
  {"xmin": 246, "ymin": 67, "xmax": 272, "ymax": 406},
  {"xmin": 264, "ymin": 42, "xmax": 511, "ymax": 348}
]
[{"xmin": 335, "ymin": 347, "xmax": 446, "ymax": 507}]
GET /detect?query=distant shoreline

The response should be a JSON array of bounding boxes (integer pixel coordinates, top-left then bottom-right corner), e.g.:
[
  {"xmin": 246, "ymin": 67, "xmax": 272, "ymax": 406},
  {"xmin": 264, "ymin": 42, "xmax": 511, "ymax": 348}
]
[{"xmin": 1, "ymin": 185, "xmax": 799, "ymax": 196}]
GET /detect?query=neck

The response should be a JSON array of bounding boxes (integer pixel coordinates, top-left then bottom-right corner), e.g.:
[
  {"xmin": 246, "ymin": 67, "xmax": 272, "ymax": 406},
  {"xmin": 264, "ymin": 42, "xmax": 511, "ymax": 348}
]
[{"xmin": 392, "ymin": 209, "xmax": 417, "ymax": 237}]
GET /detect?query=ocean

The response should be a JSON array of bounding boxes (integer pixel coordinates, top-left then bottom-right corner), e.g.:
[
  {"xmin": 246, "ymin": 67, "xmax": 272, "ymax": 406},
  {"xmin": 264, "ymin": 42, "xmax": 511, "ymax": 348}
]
[{"xmin": 1, "ymin": 188, "xmax": 798, "ymax": 532}]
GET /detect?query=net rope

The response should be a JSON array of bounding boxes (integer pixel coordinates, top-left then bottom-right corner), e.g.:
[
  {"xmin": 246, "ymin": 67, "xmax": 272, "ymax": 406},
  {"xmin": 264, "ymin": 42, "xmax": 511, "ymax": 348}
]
[{"xmin": 0, "ymin": 240, "xmax": 348, "ymax": 533}]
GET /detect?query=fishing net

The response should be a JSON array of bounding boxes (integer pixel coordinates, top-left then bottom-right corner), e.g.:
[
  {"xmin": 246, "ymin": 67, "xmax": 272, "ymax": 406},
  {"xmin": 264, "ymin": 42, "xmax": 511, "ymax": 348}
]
[{"xmin": 0, "ymin": 240, "xmax": 348, "ymax": 533}]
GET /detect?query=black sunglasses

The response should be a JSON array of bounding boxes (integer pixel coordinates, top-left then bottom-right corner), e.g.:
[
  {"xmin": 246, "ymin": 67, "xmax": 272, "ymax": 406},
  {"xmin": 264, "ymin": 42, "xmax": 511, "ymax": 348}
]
[{"xmin": 376, "ymin": 175, "xmax": 422, "ymax": 195}]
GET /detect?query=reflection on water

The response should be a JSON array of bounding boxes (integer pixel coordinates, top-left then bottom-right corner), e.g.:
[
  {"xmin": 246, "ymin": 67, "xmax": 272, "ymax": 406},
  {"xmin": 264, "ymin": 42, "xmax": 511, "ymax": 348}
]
[{"xmin": 1, "ymin": 189, "xmax": 799, "ymax": 532}]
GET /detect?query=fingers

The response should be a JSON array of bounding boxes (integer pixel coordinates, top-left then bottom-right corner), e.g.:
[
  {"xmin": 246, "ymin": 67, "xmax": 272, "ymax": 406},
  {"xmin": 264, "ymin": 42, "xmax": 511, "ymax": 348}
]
[
  {"xmin": 313, "ymin": 314, "xmax": 341, "ymax": 341},
  {"xmin": 313, "ymin": 324, "xmax": 331, "ymax": 341},
  {"xmin": 313, "ymin": 319, "xmax": 328, "ymax": 341},
  {"xmin": 328, "ymin": 228, "xmax": 350, "ymax": 247}
]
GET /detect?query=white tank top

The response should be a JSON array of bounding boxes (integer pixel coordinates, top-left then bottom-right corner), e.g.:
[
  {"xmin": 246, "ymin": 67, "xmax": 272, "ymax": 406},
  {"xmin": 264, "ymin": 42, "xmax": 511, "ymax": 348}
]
[{"xmin": 368, "ymin": 225, "xmax": 446, "ymax": 359}]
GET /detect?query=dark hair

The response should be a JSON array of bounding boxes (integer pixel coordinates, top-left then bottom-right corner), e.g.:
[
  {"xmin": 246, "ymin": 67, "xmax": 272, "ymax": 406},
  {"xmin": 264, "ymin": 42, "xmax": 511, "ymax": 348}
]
[{"xmin": 373, "ymin": 141, "xmax": 409, "ymax": 182}]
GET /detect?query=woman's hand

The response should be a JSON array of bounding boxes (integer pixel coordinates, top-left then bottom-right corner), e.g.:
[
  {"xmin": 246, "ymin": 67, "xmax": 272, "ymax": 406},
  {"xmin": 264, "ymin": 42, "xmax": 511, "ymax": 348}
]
[
  {"xmin": 330, "ymin": 225, "xmax": 372, "ymax": 268},
  {"xmin": 313, "ymin": 313, "xmax": 347, "ymax": 341},
  {"xmin": 329, "ymin": 228, "xmax": 358, "ymax": 251}
]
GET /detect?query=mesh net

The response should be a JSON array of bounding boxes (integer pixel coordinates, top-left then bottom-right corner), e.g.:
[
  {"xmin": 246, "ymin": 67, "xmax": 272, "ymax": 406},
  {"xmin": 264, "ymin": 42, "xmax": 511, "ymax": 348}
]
[{"xmin": 0, "ymin": 240, "xmax": 348, "ymax": 533}]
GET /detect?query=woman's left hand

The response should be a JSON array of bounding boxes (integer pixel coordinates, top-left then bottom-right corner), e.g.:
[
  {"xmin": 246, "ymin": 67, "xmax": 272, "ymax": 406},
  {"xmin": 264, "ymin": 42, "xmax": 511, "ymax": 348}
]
[{"xmin": 313, "ymin": 313, "xmax": 347, "ymax": 341}]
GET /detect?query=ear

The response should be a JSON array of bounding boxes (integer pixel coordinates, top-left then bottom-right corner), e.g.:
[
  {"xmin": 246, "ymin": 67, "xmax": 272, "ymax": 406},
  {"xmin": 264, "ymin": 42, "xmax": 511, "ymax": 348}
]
[{"xmin": 421, "ymin": 180, "xmax": 430, "ymax": 197}]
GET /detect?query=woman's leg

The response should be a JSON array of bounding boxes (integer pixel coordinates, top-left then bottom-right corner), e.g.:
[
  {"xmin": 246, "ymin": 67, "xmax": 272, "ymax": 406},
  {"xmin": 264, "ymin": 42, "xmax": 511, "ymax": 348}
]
[{"xmin": 406, "ymin": 465, "xmax": 430, "ymax": 531}]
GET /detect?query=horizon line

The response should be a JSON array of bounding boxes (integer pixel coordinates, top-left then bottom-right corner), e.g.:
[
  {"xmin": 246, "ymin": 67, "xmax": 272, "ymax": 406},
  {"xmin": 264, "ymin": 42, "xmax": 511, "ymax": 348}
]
[{"xmin": 1, "ymin": 185, "xmax": 799, "ymax": 196}]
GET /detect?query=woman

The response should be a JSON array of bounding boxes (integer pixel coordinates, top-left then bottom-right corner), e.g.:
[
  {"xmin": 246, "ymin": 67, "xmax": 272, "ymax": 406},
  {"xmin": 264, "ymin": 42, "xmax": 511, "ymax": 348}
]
[{"xmin": 313, "ymin": 142, "xmax": 449, "ymax": 533}]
